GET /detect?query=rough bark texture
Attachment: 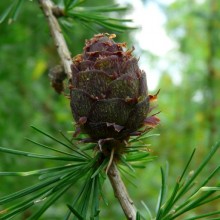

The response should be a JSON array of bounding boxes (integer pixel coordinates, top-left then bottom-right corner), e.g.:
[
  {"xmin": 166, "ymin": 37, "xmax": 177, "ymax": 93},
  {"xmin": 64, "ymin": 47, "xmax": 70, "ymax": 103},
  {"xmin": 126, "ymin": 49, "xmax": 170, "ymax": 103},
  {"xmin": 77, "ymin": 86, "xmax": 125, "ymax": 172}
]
[
  {"xmin": 108, "ymin": 162, "xmax": 137, "ymax": 220},
  {"xmin": 38, "ymin": 0, "xmax": 72, "ymax": 79}
]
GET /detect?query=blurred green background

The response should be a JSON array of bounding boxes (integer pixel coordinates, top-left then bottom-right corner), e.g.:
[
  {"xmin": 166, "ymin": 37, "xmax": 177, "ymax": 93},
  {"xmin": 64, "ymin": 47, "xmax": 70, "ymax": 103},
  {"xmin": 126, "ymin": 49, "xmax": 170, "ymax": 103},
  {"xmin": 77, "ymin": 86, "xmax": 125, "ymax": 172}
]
[{"xmin": 0, "ymin": 0, "xmax": 220, "ymax": 219}]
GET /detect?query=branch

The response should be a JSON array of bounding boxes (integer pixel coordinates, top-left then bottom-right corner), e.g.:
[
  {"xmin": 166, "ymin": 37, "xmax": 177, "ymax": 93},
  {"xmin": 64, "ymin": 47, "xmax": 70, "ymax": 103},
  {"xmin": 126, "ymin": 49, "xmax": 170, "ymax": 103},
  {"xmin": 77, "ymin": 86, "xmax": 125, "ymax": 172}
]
[
  {"xmin": 108, "ymin": 162, "xmax": 137, "ymax": 220},
  {"xmin": 38, "ymin": 0, "xmax": 72, "ymax": 79},
  {"xmin": 38, "ymin": 1, "xmax": 137, "ymax": 219}
]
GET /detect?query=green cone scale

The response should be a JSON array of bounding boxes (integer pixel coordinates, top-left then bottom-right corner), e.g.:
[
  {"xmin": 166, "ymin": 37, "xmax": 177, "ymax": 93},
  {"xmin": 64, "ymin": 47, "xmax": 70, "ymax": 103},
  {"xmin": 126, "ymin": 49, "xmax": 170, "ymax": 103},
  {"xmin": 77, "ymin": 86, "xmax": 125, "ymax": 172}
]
[{"xmin": 70, "ymin": 34, "xmax": 159, "ymax": 142}]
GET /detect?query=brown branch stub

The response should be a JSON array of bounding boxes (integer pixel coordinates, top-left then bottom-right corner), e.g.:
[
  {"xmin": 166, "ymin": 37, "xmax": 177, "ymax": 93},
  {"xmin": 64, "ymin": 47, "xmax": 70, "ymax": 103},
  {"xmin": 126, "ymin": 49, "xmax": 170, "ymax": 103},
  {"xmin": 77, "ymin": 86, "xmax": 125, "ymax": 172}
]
[
  {"xmin": 108, "ymin": 162, "xmax": 137, "ymax": 220},
  {"xmin": 38, "ymin": 0, "xmax": 72, "ymax": 79},
  {"xmin": 52, "ymin": 6, "xmax": 65, "ymax": 17}
]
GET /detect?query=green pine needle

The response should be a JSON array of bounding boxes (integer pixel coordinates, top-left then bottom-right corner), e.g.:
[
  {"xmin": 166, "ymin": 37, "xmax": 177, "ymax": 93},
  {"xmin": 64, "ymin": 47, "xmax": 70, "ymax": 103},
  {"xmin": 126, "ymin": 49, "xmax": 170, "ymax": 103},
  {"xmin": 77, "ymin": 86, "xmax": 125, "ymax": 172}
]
[
  {"xmin": 1, "ymin": 122, "xmax": 219, "ymax": 220},
  {"xmin": 156, "ymin": 167, "xmax": 167, "ymax": 219},
  {"xmin": 31, "ymin": 126, "xmax": 76, "ymax": 153},
  {"xmin": 141, "ymin": 201, "xmax": 153, "ymax": 220},
  {"xmin": 62, "ymin": 1, "xmax": 136, "ymax": 33},
  {"xmin": 0, "ymin": 164, "xmax": 78, "ymax": 177},
  {"xmin": 0, "ymin": 127, "xmax": 106, "ymax": 219},
  {"xmin": 0, "ymin": 0, "xmax": 24, "ymax": 23},
  {"xmin": 26, "ymin": 138, "xmax": 77, "ymax": 157},
  {"xmin": 29, "ymin": 185, "xmax": 71, "ymax": 220},
  {"xmin": 184, "ymin": 210, "xmax": 220, "ymax": 220},
  {"xmin": 0, "ymin": 146, "xmax": 81, "ymax": 161},
  {"xmin": 154, "ymin": 141, "xmax": 220, "ymax": 220},
  {"xmin": 67, "ymin": 204, "xmax": 84, "ymax": 220}
]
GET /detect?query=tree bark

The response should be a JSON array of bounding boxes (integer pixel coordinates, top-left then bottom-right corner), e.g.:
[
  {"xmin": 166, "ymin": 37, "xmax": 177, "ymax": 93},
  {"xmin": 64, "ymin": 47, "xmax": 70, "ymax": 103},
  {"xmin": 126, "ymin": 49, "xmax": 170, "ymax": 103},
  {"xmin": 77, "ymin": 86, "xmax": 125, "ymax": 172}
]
[
  {"xmin": 38, "ymin": 0, "xmax": 72, "ymax": 79},
  {"xmin": 108, "ymin": 162, "xmax": 137, "ymax": 220}
]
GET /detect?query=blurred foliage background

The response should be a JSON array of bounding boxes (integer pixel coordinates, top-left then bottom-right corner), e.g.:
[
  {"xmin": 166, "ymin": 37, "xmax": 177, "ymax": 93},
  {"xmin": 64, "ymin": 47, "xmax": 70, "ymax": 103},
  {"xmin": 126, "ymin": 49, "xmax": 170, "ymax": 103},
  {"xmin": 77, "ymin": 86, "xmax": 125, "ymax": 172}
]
[{"xmin": 0, "ymin": 0, "xmax": 220, "ymax": 219}]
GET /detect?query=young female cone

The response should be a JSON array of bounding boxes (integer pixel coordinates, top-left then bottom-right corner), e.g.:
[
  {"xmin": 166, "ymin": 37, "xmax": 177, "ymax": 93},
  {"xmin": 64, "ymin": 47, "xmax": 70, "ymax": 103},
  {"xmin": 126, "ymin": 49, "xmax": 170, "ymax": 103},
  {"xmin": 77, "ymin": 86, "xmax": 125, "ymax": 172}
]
[{"xmin": 70, "ymin": 34, "xmax": 159, "ymax": 147}]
